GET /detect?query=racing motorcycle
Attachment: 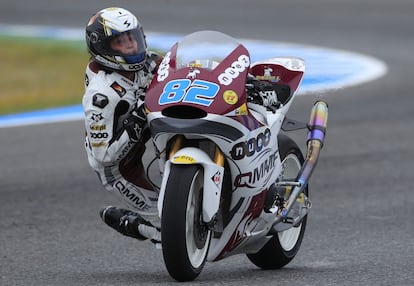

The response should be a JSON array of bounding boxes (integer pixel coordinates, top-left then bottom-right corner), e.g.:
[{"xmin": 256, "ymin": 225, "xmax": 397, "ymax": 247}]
[{"xmin": 144, "ymin": 30, "xmax": 328, "ymax": 281}]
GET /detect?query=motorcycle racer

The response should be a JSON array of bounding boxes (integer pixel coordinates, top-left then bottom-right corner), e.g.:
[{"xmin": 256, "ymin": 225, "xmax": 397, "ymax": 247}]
[
  {"xmin": 82, "ymin": 7, "xmax": 163, "ymax": 241},
  {"xmin": 82, "ymin": 7, "xmax": 288, "ymax": 244}
]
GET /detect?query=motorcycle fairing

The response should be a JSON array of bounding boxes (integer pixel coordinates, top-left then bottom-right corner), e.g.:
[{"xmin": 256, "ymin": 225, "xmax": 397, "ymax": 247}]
[
  {"xmin": 209, "ymin": 190, "xmax": 274, "ymax": 260},
  {"xmin": 145, "ymin": 39, "xmax": 250, "ymax": 116},
  {"xmin": 145, "ymin": 31, "xmax": 310, "ymax": 262},
  {"xmin": 250, "ymin": 57, "xmax": 305, "ymax": 102},
  {"xmin": 149, "ymin": 115, "xmax": 245, "ymax": 143}
]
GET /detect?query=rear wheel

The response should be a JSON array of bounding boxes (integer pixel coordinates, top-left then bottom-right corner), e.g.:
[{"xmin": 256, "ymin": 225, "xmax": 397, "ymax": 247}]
[
  {"xmin": 247, "ymin": 134, "xmax": 308, "ymax": 269},
  {"xmin": 161, "ymin": 164, "xmax": 211, "ymax": 282}
]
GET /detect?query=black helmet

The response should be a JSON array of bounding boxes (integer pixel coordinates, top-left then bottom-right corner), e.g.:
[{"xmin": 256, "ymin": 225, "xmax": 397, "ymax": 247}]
[{"xmin": 85, "ymin": 7, "xmax": 147, "ymax": 71}]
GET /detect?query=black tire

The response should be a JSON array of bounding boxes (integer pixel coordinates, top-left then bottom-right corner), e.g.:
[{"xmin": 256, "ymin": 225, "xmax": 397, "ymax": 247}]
[
  {"xmin": 247, "ymin": 134, "xmax": 308, "ymax": 269},
  {"xmin": 161, "ymin": 164, "xmax": 211, "ymax": 282}
]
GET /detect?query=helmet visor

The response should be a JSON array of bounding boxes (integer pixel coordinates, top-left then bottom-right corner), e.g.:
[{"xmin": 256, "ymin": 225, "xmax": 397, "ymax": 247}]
[{"xmin": 107, "ymin": 29, "xmax": 146, "ymax": 64}]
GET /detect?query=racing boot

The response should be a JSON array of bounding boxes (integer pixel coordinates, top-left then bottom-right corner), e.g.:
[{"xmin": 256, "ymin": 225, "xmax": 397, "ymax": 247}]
[{"xmin": 99, "ymin": 206, "xmax": 161, "ymax": 242}]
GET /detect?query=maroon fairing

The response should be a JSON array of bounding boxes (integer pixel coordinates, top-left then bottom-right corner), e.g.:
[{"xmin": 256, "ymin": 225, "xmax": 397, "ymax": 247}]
[{"xmin": 145, "ymin": 44, "xmax": 250, "ymax": 116}]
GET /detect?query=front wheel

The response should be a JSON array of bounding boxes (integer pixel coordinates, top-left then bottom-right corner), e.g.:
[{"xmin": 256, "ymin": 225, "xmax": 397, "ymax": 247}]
[
  {"xmin": 161, "ymin": 164, "xmax": 211, "ymax": 282},
  {"xmin": 247, "ymin": 134, "xmax": 308, "ymax": 269}
]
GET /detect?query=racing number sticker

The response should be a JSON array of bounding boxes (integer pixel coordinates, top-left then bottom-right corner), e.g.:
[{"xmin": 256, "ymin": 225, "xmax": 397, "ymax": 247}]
[{"xmin": 158, "ymin": 79, "xmax": 219, "ymax": 106}]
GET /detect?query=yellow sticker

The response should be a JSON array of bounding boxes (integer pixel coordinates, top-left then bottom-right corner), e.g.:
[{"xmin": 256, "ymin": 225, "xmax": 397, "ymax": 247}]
[
  {"xmin": 172, "ymin": 155, "xmax": 197, "ymax": 164},
  {"xmin": 90, "ymin": 124, "xmax": 106, "ymax": 131},
  {"xmin": 190, "ymin": 63, "xmax": 203, "ymax": 68},
  {"xmin": 235, "ymin": 103, "xmax": 248, "ymax": 116},
  {"xmin": 91, "ymin": 141, "xmax": 107, "ymax": 148},
  {"xmin": 223, "ymin": 90, "xmax": 238, "ymax": 105},
  {"xmin": 255, "ymin": 75, "xmax": 280, "ymax": 82}
]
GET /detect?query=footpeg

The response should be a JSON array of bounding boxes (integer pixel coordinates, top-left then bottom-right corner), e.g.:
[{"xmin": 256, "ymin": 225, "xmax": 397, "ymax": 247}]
[{"xmin": 264, "ymin": 184, "xmax": 292, "ymax": 213}]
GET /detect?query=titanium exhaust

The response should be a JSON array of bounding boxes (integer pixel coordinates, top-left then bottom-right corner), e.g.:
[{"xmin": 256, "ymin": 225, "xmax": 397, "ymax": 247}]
[{"xmin": 273, "ymin": 100, "xmax": 328, "ymax": 225}]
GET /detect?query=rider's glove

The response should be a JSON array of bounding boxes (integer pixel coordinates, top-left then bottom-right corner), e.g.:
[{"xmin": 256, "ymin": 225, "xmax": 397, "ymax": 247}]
[
  {"xmin": 123, "ymin": 105, "xmax": 146, "ymax": 142},
  {"xmin": 246, "ymin": 77, "xmax": 279, "ymax": 108},
  {"xmin": 258, "ymin": 88, "xmax": 278, "ymax": 107}
]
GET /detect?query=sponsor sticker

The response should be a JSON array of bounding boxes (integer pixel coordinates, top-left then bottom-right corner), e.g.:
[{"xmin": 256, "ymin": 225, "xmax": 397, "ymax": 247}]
[
  {"xmin": 172, "ymin": 155, "xmax": 197, "ymax": 163},
  {"xmin": 212, "ymin": 171, "xmax": 221, "ymax": 187},
  {"xmin": 223, "ymin": 90, "xmax": 238, "ymax": 105},
  {"xmin": 90, "ymin": 124, "xmax": 106, "ymax": 131},
  {"xmin": 90, "ymin": 112, "xmax": 103, "ymax": 122},
  {"xmin": 218, "ymin": 55, "xmax": 250, "ymax": 86},
  {"xmin": 110, "ymin": 81, "xmax": 126, "ymax": 97},
  {"xmin": 235, "ymin": 103, "xmax": 248, "ymax": 116}
]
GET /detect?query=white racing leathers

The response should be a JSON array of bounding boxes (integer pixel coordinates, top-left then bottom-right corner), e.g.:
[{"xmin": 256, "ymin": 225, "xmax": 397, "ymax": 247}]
[{"xmin": 82, "ymin": 55, "xmax": 160, "ymax": 227}]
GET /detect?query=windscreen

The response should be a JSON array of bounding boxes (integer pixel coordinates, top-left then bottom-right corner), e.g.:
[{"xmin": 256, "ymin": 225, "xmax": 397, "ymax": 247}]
[{"xmin": 175, "ymin": 31, "xmax": 241, "ymax": 70}]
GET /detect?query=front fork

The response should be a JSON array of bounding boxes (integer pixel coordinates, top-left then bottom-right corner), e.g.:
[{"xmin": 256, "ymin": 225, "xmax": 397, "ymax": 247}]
[{"xmin": 168, "ymin": 135, "xmax": 225, "ymax": 167}]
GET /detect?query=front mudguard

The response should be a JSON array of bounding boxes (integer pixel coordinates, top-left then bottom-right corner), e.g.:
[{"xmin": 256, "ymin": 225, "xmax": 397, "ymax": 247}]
[{"xmin": 157, "ymin": 147, "xmax": 224, "ymax": 223}]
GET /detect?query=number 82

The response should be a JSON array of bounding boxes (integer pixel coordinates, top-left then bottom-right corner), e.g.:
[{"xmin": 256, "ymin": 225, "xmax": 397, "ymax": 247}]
[{"xmin": 158, "ymin": 79, "xmax": 219, "ymax": 107}]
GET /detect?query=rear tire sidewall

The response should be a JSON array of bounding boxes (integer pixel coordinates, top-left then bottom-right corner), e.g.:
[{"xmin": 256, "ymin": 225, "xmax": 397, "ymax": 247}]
[{"xmin": 247, "ymin": 134, "xmax": 308, "ymax": 269}]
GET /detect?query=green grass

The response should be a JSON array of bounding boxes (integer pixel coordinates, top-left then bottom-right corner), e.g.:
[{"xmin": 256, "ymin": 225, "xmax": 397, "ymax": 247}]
[{"xmin": 0, "ymin": 36, "xmax": 89, "ymax": 115}]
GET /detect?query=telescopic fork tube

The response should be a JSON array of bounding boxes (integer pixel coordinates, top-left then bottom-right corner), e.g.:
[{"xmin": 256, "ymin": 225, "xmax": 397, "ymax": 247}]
[{"xmin": 276, "ymin": 100, "xmax": 328, "ymax": 221}]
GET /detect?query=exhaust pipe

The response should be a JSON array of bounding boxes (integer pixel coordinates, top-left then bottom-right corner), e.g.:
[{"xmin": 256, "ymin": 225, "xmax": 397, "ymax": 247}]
[{"xmin": 273, "ymin": 100, "xmax": 328, "ymax": 223}]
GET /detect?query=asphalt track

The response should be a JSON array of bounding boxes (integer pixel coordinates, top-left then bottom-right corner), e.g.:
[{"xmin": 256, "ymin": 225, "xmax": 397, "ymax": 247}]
[{"xmin": 1, "ymin": 1, "xmax": 413, "ymax": 285}]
